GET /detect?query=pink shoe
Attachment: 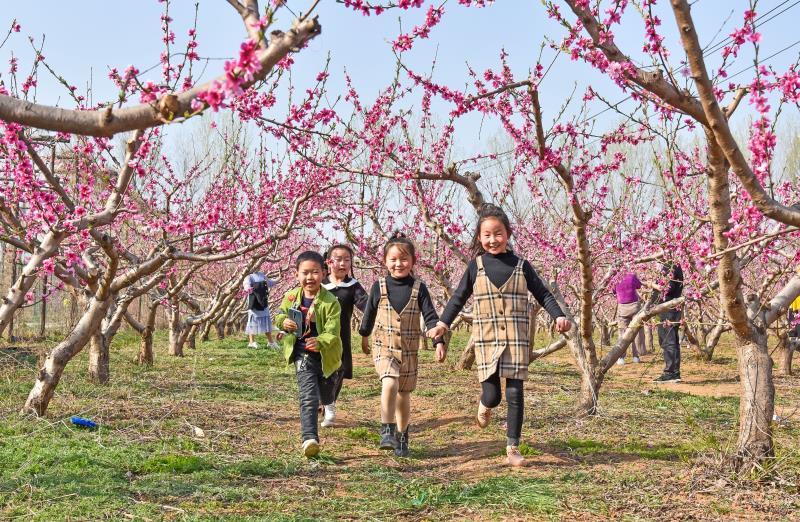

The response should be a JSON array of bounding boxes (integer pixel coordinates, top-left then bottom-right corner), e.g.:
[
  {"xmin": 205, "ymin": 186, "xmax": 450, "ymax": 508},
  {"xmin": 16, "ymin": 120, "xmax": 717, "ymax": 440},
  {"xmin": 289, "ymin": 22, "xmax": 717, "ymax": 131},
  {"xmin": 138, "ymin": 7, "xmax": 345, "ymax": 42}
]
[
  {"xmin": 477, "ymin": 402, "xmax": 492, "ymax": 428},
  {"xmin": 505, "ymin": 445, "xmax": 525, "ymax": 467}
]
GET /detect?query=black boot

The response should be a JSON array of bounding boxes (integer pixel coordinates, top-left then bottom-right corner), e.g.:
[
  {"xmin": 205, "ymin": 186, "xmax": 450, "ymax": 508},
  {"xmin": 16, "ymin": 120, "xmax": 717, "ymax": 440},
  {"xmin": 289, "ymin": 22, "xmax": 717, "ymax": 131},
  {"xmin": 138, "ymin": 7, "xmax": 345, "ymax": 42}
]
[
  {"xmin": 379, "ymin": 423, "xmax": 398, "ymax": 450},
  {"xmin": 394, "ymin": 426, "xmax": 409, "ymax": 457}
]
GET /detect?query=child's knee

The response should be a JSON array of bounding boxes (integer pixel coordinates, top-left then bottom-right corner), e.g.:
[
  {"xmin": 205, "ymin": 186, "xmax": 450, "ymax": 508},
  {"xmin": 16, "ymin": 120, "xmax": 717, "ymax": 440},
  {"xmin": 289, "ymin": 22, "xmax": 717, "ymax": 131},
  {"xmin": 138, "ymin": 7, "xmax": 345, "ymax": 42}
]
[{"xmin": 481, "ymin": 388, "xmax": 502, "ymax": 408}]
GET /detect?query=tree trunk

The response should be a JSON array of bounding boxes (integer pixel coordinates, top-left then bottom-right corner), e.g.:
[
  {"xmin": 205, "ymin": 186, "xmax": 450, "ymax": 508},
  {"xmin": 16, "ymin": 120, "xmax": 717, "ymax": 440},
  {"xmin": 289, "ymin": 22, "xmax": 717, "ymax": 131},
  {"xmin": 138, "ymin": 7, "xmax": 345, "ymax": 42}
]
[
  {"xmin": 215, "ymin": 320, "xmax": 226, "ymax": 340},
  {"xmin": 644, "ymin": 323, "xmax": 654, "ymax": 354},
  {"xmin": 168, "ymin": 299, "xmax": 184, "ymax": 357},
  {"xmin": 599, "ymin": 320, "xmax": 611, "ymax": 348},
  {"xmin": 200, "ymin": 321, "xmax": 211, "ymax": 342},
  {"xmin": 136, "ymin": 304, "xmax": 158, "ymax": 366},
  {"xmin": 782, "ymin": 337, "xmax": 795, "ymax": 376},
  {"xmin": 733, "ymin": 339, "xmax": 775, "ymax": 470},
  {"xmin": 88, "ymin": 332, "xmax": 110, "ymax": 384},
  {"xmin": 39, "ymin": 275, "xmax": 48, "ymax": 338},
  {"xmin": 577, "ymin": 367, "xmax": 600, "ymax": 417},
  {"xmin": 0, "ymin": 231, "xmax": 65, "ymax": 338},
  {"xmin": 456, "ymin": 334, "xmax": 476, "ymax": 370},
  {"xmin": 22, "ymin": 296, "xmax": 110, "ymax": 416},
  {"xmin": 187, "ymin": 325, "xmax": 198, "ymax": 350}
]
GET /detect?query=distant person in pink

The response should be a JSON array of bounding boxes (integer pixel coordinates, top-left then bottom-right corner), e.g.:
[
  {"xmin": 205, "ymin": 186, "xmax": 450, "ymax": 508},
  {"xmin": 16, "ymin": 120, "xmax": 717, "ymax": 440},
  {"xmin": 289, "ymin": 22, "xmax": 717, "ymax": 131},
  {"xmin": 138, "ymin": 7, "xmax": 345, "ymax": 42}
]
[{"xmin": 615, "ymin": 272, "xmax": 646, "ymax": 365}]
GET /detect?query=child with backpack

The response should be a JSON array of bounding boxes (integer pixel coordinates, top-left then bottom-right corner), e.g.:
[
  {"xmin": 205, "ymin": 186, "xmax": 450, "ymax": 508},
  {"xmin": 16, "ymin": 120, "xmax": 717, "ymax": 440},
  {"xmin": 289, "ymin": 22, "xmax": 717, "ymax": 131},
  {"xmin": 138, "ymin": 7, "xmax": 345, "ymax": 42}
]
[{"xmin": 244, "ymin": 271, "xmax": 278, "ymax": 349}]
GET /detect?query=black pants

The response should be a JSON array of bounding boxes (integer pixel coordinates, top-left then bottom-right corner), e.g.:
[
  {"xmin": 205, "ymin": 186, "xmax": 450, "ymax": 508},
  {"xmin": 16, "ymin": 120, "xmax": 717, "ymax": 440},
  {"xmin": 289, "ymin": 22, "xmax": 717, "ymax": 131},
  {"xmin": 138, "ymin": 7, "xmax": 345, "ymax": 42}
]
[
  {"xmin": 481, "ymin": 368, "xmax": 524, "ymax": 446},
  {"xmin": 294, "ymin": 354, "xmax": 341, "ymax": 442},
  {"xmin": 658, "ymin": 309, "xmax": 682, "ymax": 377}
]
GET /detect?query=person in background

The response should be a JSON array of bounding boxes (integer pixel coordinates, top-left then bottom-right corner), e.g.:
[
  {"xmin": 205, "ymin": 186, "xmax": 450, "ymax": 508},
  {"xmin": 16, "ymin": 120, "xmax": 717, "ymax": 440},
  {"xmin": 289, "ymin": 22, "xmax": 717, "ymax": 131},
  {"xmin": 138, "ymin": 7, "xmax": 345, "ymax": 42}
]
[
  {"xmin": 648, "ymin": 261, "xmax": 684, "ymax": 383},
  {"xmin": 615, "ymin": 271, "xmax": 646, "ymax": 365},
  {"xmin": 788, "ymin": 294, "xmax": 800, "ymax": 339},
  {"xmin": 244, "ymin": 270, "xmax": 278, "ymax": 349}
]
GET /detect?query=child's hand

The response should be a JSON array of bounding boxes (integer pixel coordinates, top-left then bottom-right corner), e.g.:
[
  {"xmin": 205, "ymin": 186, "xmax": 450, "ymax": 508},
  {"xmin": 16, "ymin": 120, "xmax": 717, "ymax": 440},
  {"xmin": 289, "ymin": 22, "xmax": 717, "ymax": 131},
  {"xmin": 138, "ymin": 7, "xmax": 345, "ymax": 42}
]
[
  {"xmin": 361, "ymin": 337, "xmax": 371, "ymax": 355},
  {"xmin": 276, "ymin": 331, "xmax": 285, "ymax": 341},
  {"xmin": 305, "ymin": 337, "xmax": 319, "ymax": 352},
  {"xmin": 283, "ymin": 319, "xmax": 297, "ymax": 332},
  {"xmin": 555, "ymin": 317, "xmax": 572, "ymax": 333},
  {"xmin": 427, "ymin": 323, "xmax": 447, "ymax": 339},
  {"xmin": 435, "ymin": 342, "xmax": 447, "ymax": 363}
]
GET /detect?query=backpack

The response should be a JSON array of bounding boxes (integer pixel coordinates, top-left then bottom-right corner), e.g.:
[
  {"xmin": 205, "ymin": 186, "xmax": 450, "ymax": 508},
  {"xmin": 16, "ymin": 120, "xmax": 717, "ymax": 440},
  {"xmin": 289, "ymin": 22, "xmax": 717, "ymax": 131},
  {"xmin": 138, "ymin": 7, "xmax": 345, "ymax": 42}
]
[{"xmin": 248, "ymin": 280, "xmax": 269, "ymax": 311}]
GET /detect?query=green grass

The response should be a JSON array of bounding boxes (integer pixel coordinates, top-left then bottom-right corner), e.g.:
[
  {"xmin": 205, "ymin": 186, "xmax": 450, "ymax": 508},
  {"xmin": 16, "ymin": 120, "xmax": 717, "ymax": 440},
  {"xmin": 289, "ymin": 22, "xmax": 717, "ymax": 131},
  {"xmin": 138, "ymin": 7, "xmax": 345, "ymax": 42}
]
[{"xmin": 0, "ymin": 329, "xmax": 798, "ymax": 520}]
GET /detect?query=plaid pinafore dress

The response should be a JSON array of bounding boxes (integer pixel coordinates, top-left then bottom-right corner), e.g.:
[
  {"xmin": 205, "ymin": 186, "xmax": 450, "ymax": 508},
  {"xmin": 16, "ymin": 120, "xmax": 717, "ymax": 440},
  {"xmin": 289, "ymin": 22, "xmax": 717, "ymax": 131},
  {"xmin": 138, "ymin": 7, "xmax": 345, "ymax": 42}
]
[
  {"xmin": 473, "ymin": 256, "xmax": 531, "ymax": 382},
  {"xmin": 372, "ymin": 278, "xmax": 421, "ymax": 392}
]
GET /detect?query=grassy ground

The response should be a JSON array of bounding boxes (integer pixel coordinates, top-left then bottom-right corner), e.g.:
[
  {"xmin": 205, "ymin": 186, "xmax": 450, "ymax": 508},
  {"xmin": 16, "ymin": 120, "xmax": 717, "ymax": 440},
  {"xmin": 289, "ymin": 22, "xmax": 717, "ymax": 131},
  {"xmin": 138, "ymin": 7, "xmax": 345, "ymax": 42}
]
[{"xmin": 1, "ymin": 330, "xmax": 799, "ymax": 520}]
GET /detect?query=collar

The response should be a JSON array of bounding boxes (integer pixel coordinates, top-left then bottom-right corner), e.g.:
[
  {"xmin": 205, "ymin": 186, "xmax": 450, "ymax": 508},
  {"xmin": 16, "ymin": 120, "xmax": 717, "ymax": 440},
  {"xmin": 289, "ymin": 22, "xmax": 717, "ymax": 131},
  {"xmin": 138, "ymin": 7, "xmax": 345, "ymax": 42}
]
[{"xmin": 322, "ymin": 277, "xmax": 359, "ymax": 290}]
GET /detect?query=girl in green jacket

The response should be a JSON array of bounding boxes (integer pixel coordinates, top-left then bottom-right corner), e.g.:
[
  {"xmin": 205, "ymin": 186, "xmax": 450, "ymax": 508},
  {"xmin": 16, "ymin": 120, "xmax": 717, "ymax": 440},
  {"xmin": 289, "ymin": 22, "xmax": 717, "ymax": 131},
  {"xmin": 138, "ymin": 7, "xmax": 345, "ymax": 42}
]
[{"xmin": 274, "ymin": 251, "xmax": 343, "ymax": 458}]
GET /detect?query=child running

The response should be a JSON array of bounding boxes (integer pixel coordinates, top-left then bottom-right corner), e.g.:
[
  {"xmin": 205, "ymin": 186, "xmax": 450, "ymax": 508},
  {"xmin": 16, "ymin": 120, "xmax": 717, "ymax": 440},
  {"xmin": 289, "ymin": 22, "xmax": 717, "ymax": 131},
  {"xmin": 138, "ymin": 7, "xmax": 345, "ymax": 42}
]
[
  {"xmin": 275, "ymin": 251, "xmax": 343, "ymax": 458},
  {"xmin": 320, "ymin": 244, "xmax": 369, "ymax": 427},
  {"xmin": 359, "ymin": 233, "xmax": 446, "ymax": 457},
  {"xmin": 428, "ymin": 204, "xmax": 571, "ymax": 467}
]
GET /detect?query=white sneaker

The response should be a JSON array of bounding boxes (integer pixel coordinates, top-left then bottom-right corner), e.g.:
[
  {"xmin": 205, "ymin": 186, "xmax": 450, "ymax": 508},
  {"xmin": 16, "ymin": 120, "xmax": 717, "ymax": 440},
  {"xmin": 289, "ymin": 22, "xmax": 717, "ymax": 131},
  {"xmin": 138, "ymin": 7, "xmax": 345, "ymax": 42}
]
[
  {"xmin": 268, "ymin": 342, "xmax": 280, "ymax": 350},
  {"xmin": 247, "ymin": 341, "xmax": 258, "ymax": 349},
  {"xmin": 632, "ymin": 357, "xmax": 640, "ymax": 363},
  {"xmin": 321, "ymin": 404, "xmax": 336, "ymax": 427},
  {"xmin": 302, "ymin": 439, "xmax": 320, "ymax": 457},
  {"xmin": 616, "ymin": 357, "xmax": 625, "ymax": 365}
]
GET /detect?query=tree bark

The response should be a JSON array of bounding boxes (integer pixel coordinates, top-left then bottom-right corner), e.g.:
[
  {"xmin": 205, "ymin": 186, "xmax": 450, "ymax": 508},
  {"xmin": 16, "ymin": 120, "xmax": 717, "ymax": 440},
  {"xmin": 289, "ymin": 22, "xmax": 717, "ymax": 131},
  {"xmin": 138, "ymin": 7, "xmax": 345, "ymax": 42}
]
[
  {"xmin": 0, "ymin": 17, "xmax": 322, "ymax": 137},
  {"xmin": 136, "ymin": 303, "xmax": 158, "ymax": 366},
  {"xmin": 22, "ymin": 296, "xmax": 111, "ymax": 416},
  {"xmin": 456, "ymin": 334, "xmax": 476, "ymax": 370},
  {"xmin": 781, "ymin": 336, "xmax": 795, "ymax": 377},
  {"xmin": 168, "ymin": 297, "xmax": 183, "ymax": 357},
  {"xmin": 733, "ymin": 339, "xmax": 775, "ymax": 469},
  {"xmin": 577, "ymin": 365, "xmax": 600, "ymax": 417},
  {"xmin": 88, "ymin": 331, "xmax": 110, "ymax": 384}
]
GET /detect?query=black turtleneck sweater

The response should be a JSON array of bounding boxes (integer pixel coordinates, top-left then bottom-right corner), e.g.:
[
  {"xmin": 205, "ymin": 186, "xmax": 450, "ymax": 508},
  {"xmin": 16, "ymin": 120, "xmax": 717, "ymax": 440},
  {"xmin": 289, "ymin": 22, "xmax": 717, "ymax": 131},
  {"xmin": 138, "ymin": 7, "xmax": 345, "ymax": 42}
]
[
  {"xmin": 358, "ymin": 275, "xmax": 441, "ymax": 338},
  {"xmin": 439, "ymin": 252, "xmax": 565, "ymax": 326}
]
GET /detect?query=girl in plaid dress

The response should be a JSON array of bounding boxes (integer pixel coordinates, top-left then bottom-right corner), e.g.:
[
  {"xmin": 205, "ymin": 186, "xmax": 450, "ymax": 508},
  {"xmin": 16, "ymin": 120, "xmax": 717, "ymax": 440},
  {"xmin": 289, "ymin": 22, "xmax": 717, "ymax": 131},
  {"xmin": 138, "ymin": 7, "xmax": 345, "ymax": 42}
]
[
  {"xmin": 359, "ymin": 234, "xmax": 446, "ymax": 457},
  {"xmin": 429, "ymin": 204, "xmax": 571, "ymax": 467}
]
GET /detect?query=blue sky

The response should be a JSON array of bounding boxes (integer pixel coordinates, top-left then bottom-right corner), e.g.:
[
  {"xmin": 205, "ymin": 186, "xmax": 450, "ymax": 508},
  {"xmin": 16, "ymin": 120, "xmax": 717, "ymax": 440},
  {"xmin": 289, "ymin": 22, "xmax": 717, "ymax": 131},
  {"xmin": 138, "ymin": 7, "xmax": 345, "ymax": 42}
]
[{"xmin": 3, "ymin": 1, "xmax": 799, "ymax": 155}]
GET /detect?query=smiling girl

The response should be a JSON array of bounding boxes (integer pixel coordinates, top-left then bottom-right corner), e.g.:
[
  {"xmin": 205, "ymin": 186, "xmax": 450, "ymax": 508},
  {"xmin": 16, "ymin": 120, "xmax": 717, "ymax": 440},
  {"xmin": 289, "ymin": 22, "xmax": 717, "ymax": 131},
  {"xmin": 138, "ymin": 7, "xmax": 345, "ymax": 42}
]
[
  {"xmin": 359, "ymin": 233, "xmax": 446, "ymax": 457},
  {"xmin": 428, "ymin": 204, "xmax": 571, "ymax": 467}
]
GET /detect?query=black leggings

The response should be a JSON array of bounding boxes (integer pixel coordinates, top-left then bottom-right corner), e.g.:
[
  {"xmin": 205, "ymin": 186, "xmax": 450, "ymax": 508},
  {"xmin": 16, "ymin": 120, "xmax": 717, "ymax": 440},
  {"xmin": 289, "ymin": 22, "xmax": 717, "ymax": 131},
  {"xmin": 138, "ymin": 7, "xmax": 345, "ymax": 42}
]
[{"xmin": 480, "ymin": 368, "xmax": 524, "ymax": 445}]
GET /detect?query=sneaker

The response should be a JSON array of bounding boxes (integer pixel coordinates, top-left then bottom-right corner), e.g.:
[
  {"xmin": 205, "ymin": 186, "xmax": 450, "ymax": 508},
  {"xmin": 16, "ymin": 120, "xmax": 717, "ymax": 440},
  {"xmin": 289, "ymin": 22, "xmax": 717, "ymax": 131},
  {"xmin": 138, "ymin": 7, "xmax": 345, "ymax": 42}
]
[
  {"xmin": 477, "ymin": 402, "xmax": 492, "ymax": 428},
  {"xmin": 321, "ymin": 403, "xmax": 336, "ymax": 428},
  {"xmin": 268, "ymin": 342, "xmax": 280, "ymax": 350},
  {"xmin": 302, "ymin": 439, "xmax": 319, "ymax": 458},
  {"xmin": 632, "ymin": 357, "xmax": 641, "ymax": 363},
  {"xmin": 247, "ymin": 341, "xmax": 258, "ymax": 349},
  {"xmin": 394, "ymin": 427, "xmax": 410, "ymax": 458},
  {"xmin": 505, "ymin": 445, "xmax": 525, "ymax": 467},
  {"xmin": 379, "ymin": 423, "xmax": 398, "ymax": 450},
  {"xmin": 652, "ymin": 374, "xmax": 681, "ymax": 383},
  {"xmin": 616, "ymin": 357, "xmax": 625, "ymax": 365}
]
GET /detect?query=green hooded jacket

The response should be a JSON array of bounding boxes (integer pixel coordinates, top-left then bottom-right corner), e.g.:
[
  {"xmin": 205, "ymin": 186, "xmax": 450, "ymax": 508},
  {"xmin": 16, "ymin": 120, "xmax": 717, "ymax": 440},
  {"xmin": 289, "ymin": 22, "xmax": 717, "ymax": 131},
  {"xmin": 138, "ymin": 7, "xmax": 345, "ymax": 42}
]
[{"xmin": 274, "ymin": 286, "xmax": 342, "ymax": 378}]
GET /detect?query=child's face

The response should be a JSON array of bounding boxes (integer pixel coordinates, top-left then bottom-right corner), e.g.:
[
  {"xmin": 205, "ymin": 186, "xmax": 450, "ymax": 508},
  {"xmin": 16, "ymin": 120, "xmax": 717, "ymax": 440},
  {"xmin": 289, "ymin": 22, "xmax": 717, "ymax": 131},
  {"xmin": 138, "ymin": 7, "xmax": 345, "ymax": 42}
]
[
  {"xmin": 479, "ymin": 217, "xmax": 510, "ymax": 255},
  {"xmin": 385, "ymin": 245, "xmax": 413, "ymax": 279},
  {"xmin": 296, "ymin": 260, "xmax": 323, "ymax": 293},
  {"xmin": 327, "ymin": 248, "xmax": 352, "ymax": 278}
]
